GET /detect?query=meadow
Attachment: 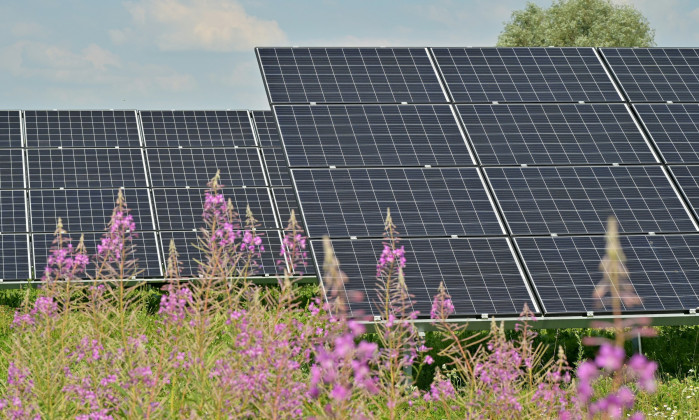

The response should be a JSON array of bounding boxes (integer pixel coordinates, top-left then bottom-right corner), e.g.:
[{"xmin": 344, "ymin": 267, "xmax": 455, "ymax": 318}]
[{"xmin": 0, "ymin": 173, "xmax": 697, "ymax": 419}]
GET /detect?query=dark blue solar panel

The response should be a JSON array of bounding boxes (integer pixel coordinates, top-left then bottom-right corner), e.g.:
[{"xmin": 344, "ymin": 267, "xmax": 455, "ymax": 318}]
[
  {"xmin": 634, "ymin": 103, "xmax": 699, "ymax": 163},
  {"xmin": 292, "ymin": 167, "xmax": 503, "ymax": 238},
  {"xmin": 160, "ymin": 230, "xmax": 286, "ymax": 278},
  {"xmin": 252, "ymin": 110, "xmax": 281, "ymax": 148},
  {"xmin": 458, "ymin": 103, "xmax": 656, "ymax": 165},
  {"xmin": 669, "ymin": 165, "xmax": 699, "ymax": 220},
  {"xmin": 0, "ymin": 149, "xmax": 26, "ymax": 189},
  {"xmin": 275, "ymin": 104, "xmax": 473, "ymax": 167},
  {"xmin": 0, "ymin": 235, "xmax": 30, "ymax": 280},
  {"xmin": 262, "ymin": 147, "xmax": 291, "ymax": 186},
  {"xmin": 0, "ymin": 190, "xmax": 27, "ymax": 233},
  {"xmin": 602, "ymin": 48, "xmax": 699, "ymax": 102},
  {"xmin": 152, "ymin": 188, "xmax": 278, "ymax": 231},
  {"xmin": 486, "ymin": 166, "xmax": 696, "ymax": 235},
  {"xmin": 25, "ymin": 110, "xmax": 141, "ymax": 148},
  {"xmin": 29, "ymin": 189, "xmax": 154, "ymax": 233},
  {"xmin": 32, "ymin": 232, "xmax": 162, "ymax": 279},
  {"xmin": 0, "ymin": 112, "xmax": 21, "ymax": 148},
  {"xmin": 273, "ymin": 187, "xmax": 302, "ymax": 229},
  {"xmin": 27, "ymin": 149, "xmax": 147, "ymax": 189},
  {"xmin": 516, "ymin": 234, "xmax": 699, "ymax": 314},
  {"xmin": 312, "ymin": 237, "xmax": 534, "ymax": 317},
  {"xmin": 257, "ymin": 47, "xmax": 447, "ymax": 104},
  {"xmin": 141, "ymin": 110, "xmax": 256, "ymax": 148},
  {"xmin": 146, "ymin": 148, "xmax": 266, "ymax": 188},
  {"xmin": 432, "ymin": 47, "xmax": 621, "ymax": 103}
]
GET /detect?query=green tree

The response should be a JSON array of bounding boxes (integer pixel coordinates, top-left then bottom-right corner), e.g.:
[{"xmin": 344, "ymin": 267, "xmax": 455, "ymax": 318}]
[{"xmin": 497, "ymin": 0, "xmax": 655, "ymax": 47}]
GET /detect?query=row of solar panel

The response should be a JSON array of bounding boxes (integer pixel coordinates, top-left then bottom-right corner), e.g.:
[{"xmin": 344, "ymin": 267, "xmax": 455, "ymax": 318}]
[{"xmin": 257, "ymin": 47, "xmax": 699, "ymax": 104}]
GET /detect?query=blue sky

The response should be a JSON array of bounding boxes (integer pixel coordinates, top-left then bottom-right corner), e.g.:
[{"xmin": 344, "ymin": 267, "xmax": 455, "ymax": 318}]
[{"xmin": 1, "ymin": 0, "xmax": 698, "ymax": 110}]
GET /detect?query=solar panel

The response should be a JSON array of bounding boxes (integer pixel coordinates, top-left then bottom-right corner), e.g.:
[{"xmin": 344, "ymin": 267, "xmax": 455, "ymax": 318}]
[
  {"xmin": 152, "ymin": 188, "xmax": 278, "ymax": 231},
  {"xmin": 432, "ymin": 47, "xmax": 622, "ymax": 103},
  {"xmin": 27, "ymin": 148, "xmax": 147, "ymax": 189},
  {"xmin": 29, "ymin": 189, "xmax": 154, "ymax": 233},
  {"xmin": 516, "ymin": 234, "xmax": 699, "ymax": 314},
  {"xmin": 0, "ymin": 190, "xmax": 27, "ymax": 233},
  {"xmin": 32, "ymin": 232, "xmax": 162, "ymax": 279},
  {"xmin": 140, "ymin": 110, "xmax": 256, "ymax": 148},
  {"xmin": 485, "ymin": 166, "xmax": 696, "ymax": 235},
  {"xmin": 292, "ymin": 167, "xmax": 504, "ymax": 238},
  {"xmin": 274, "ymin": 104, "xmax": 474, "ymax": 167},
  {"xmin": 0, "ymin": 149, "xmax": 26, "ymax": 189},
  {"xmin": 160, "ymin": 230, "xmax": 286, "ymax": 278},
  {"xmin": 634, "ymin": 103, "xmax": 699, "ymax": 163},
  {"xmin": 458, "ymin": 103, "xmax": 656, "ymax": 165},
  {"xmin": 669, "ymin": 166, "xmax": 699, "ymax": 219},
  {"xmin": 252, "ymin": 110, "xmax": 281, "ymax": 148},
  {"xmin": 146, "ymin": 148, "xmax": 266, "ymax": 188},
  {"xmin": 257, "ymin": 47, "xmax": 447, "ymax": 104},
  {"xmin": 24, "ymin": 110, "xmax": 141, "ymax": 148},
  {"xmin": 262, "ymin": 147, "xmax": 292, "ymax": 186},
  {"xmin": 601, "ymin": 48, "xmax": 699, "ymax": 102},
  {"xmin": 0, "ymin": 111, "xmax": 21, "ymax": 148},
  {"xmin": 272, "ymin": 187, "xmax": 301, "ymax": 229},
  {"xmin": 312, "ymin": 237, "xmax": 535, "ymax": 317},
  {"xmin": 0, "ymin": 234, "xmax": 30, "ymax": 281}
]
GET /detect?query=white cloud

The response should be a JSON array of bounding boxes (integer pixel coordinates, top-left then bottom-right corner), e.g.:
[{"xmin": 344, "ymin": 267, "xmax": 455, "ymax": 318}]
[{"xmin": 114, "ymin": 0, "xmax": 287, "ymax": 51}]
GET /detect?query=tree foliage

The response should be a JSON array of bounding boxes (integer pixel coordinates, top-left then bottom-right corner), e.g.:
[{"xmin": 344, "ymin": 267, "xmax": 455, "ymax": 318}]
[{"xmin": 497, "ymin": 0, "xmax": 655, "ymax": 47}]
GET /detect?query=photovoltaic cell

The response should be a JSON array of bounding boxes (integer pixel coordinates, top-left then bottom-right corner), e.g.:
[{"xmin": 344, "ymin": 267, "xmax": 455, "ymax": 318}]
[
  {"xmin": 516, "ymin": 234, "xmax": 699, "ymax": 314},
  {"xmin": 634, "ymin": 103, "xmax": 699, "ymax": 163},
  {"xmin": 432, "ymin": 47, "xmax": 621, "ymax": 103},
  {"xmin": 146, "ymin": 148, "xmax": 266, "ymax": 188},
  {"xmin": 292, "ymin": 167, "xmax": 503, "ymax": 238},
  {"xmin": 0, "ymin": 235, "xmax": 30, "ymax": 281},
  {"xmin": 160, "ymin": 230, "xmax": 286, "ymax": 278},
  {"xmin": 669, "ymin": 165, "xmax": 699, "ymax": 220},
  {"xmin": 262, "ymin": 147, "xmax": 291, "ymax": 186},
  {"xmin": 0, "ymin": 111, "xmax": 21, "ymax": 148},
  {"xmin": 274, "ymin": 104, "xmax": 474, "ymax": 167},
  {"xmin": 152, "ymin": 188, "xmax": 278, "ymax": 231},
  {"xmin": 485, "ymin": 166, "xmax": 696, "ymax": 235},
  {"xmin": 32, "ymin": 232, "xmax": 162, "ymax": 278},
  {"xmin": 257, "ymin": 47, "xmax": 446, "ymax": 104},
  {"xmin": 252, "ymin": 110, "xmax": 281, "ymax": 148},
  {"xmin": 0, "ymin": 190, "xmax": 27, "ymax": 233},
  {"xmin": 140, "ymin": 110, "xmax": 257, "ymax": 148},
  {"xmin": 29, "ymin": 189, "xmax": 154, "ymax": 233},
  {"xmin": 0, "ymin": 149, "xmax": 26, "ymax": 189},
  {"xmin": 25, "ymin": 110, "xmax": 141, "ymax": 148},
  {"xmin": 601, "ymin": 48, "xmax": 699, "ymax": 102},
  {"xmin": 458, "ymin": 103, "xmax": 656, "ymax": 165},
  {"xmin": 312, "ymin": 237, "xmax": 534, "ymax": 317},
  {"xmin": 27, "ymin": 148, "xmax": 147, "ymax": 189}
]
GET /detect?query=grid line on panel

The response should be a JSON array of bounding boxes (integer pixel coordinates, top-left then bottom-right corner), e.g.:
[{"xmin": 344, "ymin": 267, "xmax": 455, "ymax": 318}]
[
  {"xmin": 0, "ymin": 149, "xmax": 28, "ymax": 189},
  {"xmin": 0, "ymin": 111, "xmax": 21, "ymax": 148},
  {"xmin": 160, "ymin": 230, "xmax": 286, "ymax": 278},
  {"xmin": 0, "ymin": 190, "xmax": 28, "ymax": 233},
  {"xmin": 634, "ymin": 103, "xmax": 699, "ymax": 163},
  {"xmin": 458, "ymin": 103, "xmax": 656, "ymax": 165},
  {"xmin": 29, "ymin": 189, "xmax": 154, "ymax": 234},
  {"xmin": 275, "ymin": 104, "xmax": 474, "ymax": 167},
  {"xmin": 312, "ymin": 237, "xmax": 534, "ymax": 318},
  {"xmin": 0, "ymin": 234, "xmax": 31, "ymax": 281},
  {"xmin": 257, "ymin": 47, "xmax": 446, "ymax": 104},
  {"xmin": 292, "ymin": 167, "xmax": 503, "ymax": 239},
  {"xmin": 152, "ymin": 188, "xmax": 278, "ymax": 231},
  {"xmin": 251, "ymin": 110, "xmax": 281, "ymax": 148},
  {"xmin": 601, "ymin": 48, "xmax": 699, "ymax": 102},
  {"xmin": 516, "ymin": 234, "xmax": 699, "ymax": 314},
  {"xmin": 27, "ymin": 148, "xmax": 148, "ymax": 189},
  {"xmin": 24, "ymin": 110, "xmax": 141, "ymax": 148},
  {"xmin": 32, "ymin": 232, "xmax": 162, "ymax": 279},
  {"xmin": 140, "ymin": 110, "xmax": 257, "ymax": 148},
  {"xmin": 431, "ymin": 47, "xmax": 622, "ymax": 103},
  {"xmin": 485, "ymin": 166, "xmax": 697, "ymax": 236},
  {"xmin": 146, "ymin": 147, "xmax": 267, "ymax": 188}
]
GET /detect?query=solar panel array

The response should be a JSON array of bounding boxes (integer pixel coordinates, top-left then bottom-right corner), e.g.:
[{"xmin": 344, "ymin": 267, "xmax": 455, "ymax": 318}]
[
  {"xmin": 0, "ymin": 110, "xmax": 308, "ymax": 282},
  {"xmin": 257, "ymin": 46, "xmax": 699, "ymax": 319}
]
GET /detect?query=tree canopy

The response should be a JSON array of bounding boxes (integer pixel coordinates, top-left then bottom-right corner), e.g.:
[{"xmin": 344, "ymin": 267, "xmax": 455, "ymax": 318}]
[{"xmin": 497, "ymin": 0, "xmax": 655, "ymax": 47}]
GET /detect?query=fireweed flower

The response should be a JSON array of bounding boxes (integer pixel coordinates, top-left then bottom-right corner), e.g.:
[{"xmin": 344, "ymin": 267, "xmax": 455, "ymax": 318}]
[
  {"xmin": 43, "ymin": 219, "xmax": 89, "ymax": 282},
  {"xmin": 158, "ymin": 284, "xmax": 194, "ymax": 327},
  {"xmin": 0, "ymin": 362, "xmax": 40, "ymax": 419}
]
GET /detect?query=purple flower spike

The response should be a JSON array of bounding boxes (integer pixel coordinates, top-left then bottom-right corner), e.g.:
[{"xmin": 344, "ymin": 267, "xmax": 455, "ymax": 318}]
[{"xmin": 595, "ymin": 343, "xmax": 625, "ymax": 371}]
